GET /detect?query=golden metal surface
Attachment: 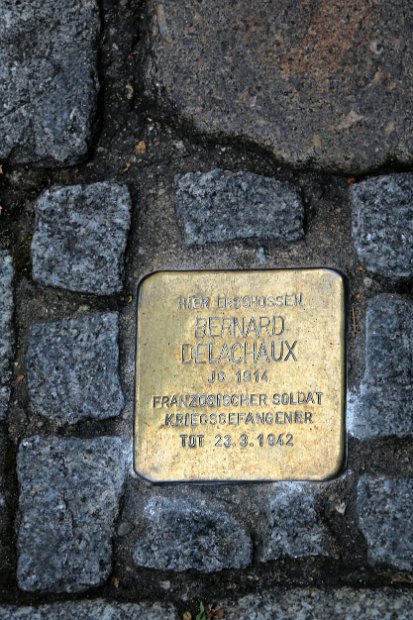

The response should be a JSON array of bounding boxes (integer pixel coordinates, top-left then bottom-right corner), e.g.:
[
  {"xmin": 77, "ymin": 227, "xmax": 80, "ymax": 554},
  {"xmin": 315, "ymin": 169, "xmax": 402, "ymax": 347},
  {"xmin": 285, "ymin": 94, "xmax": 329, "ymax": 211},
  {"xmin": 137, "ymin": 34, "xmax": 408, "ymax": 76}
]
[{"xmin": 135, "ymin": 269, "xmax": 345, "ymax": 482}]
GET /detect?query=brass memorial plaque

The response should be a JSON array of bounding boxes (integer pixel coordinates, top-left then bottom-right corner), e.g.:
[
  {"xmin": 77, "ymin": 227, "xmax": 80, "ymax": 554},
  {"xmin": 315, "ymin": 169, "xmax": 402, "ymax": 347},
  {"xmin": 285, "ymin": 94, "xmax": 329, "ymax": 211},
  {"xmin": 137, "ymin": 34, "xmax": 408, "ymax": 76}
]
[{"xmin": 135, "ymin": 269, "xmax": 345, "ymax": 482}]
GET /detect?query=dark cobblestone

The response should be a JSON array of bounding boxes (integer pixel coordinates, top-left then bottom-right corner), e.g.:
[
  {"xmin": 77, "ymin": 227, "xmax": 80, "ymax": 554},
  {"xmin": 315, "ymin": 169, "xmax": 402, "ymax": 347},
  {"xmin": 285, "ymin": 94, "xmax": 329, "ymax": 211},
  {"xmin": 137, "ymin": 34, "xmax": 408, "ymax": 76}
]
[
  {"xmin": 0, "ymin": 0, "xmax": 99, "ymax": 166},
  {"xmin": 26, "ymin": 312, "xmax": 124, "ymax": 425},
  {"xmin": 0, "ymin": 600, "xmax": 177, "ymax": 619},
  {"xmin": 0, "ymin": 490, "xmax": 8, "ymax": 578},
  {"xmin": 0, "ymin": 429, "xmax": 8, "ymax": 577},
  {"xmin": 351, "ymin": 174, "xmax": 413, "ymax": 278},
  {"xmin": 260, "ymin": 483, "xmax": 332, "ymax": 561},
  {"xmin": 32, "ymin": 183, "xmax": 131, "ymax": 295},
  {"xmin": 0, "ymin": 251, "xmax": 13, "ymax": 420},
  {"xmin": 357, "ymin": 476, "xmax": 413, "ymax": 571},
  {"xmin": 17, "ymin": 436, "xmax": 127, "ymax": 592},
  {"xmin": 350, "ymin": 295, "xmax": 413, "ymax": 439},
  {"xmin": 175, "ymin": 169, "xmax": 303, "ymax": 245},
  {"xmin": 221, "ymin": 588, "xmax": 413, "ymax": 619},
  {"xmin": 132, "ymin": 496, "xmax": 252, "ymax": 573}
]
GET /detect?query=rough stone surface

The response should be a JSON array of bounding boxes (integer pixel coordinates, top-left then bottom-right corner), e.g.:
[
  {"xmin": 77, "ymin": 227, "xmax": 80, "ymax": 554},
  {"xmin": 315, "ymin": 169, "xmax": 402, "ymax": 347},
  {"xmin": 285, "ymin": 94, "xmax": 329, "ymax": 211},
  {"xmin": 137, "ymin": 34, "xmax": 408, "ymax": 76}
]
[
  {"xmin": 350, "ymin": 295, "xmax": 413, "ymax": 439},
  {"xmin": 132, "ymin": 496, "xmax": 252, "ymax": 573},
  {"xmin": 17, "ymin": 436, "xmax": 127, "ymax": 593},
  {"xmin": 26, "ymin": 312, "xmax": 124, "ymax": 425},
  {"xmin": 32, "ymin": 183, "xmax": 131, "ymax": 294},
  {"xmin": 145, "ymin": 1, "xmax": 413, "ymax": 173},
  {"xmin": 0, "ymin": 600, "xmax": 177, "ymax": 620},
  {"xmin": 351, "ymin": 174, "xmax": 413, "ymax": 278},
  {"xmin": 0, "ymin": 0, "xmax": 99, "ymax": 166},
  {"xmin": 357, "ymin": 476, "xmax": 413, "ymax": 571},
  {"xmin": 175, "ymin": 169, "xmax": 304, "ymax": 245},
  {"xmin": 221, "ymin": 588, "xmax": 413, "ymax": 619},
  {"xmin": 260, "ymin": 483, "xmax": 332, "ymax": 561},
  {"xmin": 0, "ymin": 490, "xmax": 8, "ymax": 576},
  {"xmin": 0, "ymin": 432, "xmax": 9, "ymax": 576},
  {"xmin": 0, "ymin": 251, "xmax": 13, "ymax": 420}
]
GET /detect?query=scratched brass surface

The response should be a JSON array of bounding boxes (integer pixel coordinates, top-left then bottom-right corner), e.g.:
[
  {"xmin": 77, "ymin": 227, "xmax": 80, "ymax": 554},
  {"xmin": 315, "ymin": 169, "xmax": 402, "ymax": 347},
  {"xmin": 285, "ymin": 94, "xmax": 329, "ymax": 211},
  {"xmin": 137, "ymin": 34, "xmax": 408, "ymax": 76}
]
[{"xmin": 135, "ymin": 269, "xmax": 345, "ymax": 482}]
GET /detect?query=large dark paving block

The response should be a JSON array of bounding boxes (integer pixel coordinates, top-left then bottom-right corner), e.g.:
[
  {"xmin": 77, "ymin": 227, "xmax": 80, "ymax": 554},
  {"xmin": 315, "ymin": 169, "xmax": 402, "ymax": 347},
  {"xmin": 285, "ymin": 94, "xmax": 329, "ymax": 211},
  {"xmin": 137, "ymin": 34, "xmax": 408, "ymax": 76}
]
[{"xmin": 145, "ymin": 0, "xmax": 413, "ymax": 173}]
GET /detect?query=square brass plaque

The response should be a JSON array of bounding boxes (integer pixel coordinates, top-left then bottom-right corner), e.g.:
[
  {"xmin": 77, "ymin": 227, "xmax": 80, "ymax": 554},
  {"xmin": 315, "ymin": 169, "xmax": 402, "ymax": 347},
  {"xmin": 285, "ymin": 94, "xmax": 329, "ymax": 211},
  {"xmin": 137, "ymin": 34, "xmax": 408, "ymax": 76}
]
[{"xmin": 135, "ymin": 269, "xmax": 345, "ymax": 482}]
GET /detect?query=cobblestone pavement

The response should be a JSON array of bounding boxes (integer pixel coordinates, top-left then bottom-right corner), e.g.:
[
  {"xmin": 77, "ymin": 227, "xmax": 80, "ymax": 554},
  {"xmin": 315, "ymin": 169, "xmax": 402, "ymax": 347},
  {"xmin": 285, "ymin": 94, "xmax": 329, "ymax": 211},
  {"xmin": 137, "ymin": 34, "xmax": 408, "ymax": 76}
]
[{"xmin": 0, "ymin": 1, "xmax": 412, "ymax": 618}]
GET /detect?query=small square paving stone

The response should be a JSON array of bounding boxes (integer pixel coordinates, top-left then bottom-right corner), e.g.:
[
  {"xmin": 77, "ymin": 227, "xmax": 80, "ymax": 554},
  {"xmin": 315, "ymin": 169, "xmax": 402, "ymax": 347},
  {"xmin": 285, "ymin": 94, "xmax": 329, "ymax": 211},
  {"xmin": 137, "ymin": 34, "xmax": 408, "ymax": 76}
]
[
  {"xmin": 357, "ymin": 476, "xmax": 413, "ymax": 571},
  {"xmin": 132, "ymin": 495, "xmax": 252, "ymax": 572},
  {"xmin": 351, "ymin": 174, "xmax": 413, "ymax": 278},
  {"xmin": 26, "ymin": 313, "xmax": 124, "ymax": 425},
  {"xmin": 175, "ymin": 169, "xmax": 304, "ymax": 245},
  {"xmin": 220, "ymin": 588, "xmax": 413, "ymax": 620},
  {"xmin": 0, "ymin": 251, "xmax": 13, "ymax": 420},
  {"xmin": 0, "ymin": 490, "xmax": 9, "ymax": 578},
  {"xmin": 0, "ymin": 601, "xmax": 178, "ymax": 620},
  {"xmin": 0, "ymin": 0, "xmax": 99, "ymax": 166},
  {"xmin": 32, "ymin": 183, "xmax": 132, "ymax": 295},
  {"xmin": 17, "ymin": 436, "xmax": 127, "ymax": 593},
  {"xmin": 260, "ymin": 482, "xmax": 332, "ymax": 561},
  {"xmin": 349, "ymin": 295, "xmax": 413, "ymax": 439}
]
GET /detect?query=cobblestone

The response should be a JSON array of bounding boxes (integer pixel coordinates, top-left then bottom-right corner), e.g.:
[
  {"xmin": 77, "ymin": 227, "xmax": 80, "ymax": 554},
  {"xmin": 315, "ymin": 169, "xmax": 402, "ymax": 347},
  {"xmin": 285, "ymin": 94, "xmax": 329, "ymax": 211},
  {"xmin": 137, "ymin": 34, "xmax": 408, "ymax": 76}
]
[
  {"xmin": 26, "ymin": 312, "xmax": 124, "ymax": 425},
  {"xmin": 357, "ymin": 476, "xmax": 413, "ymax": 571},
  {"xmin": 132, "ymin": 496, "xmax": 252, "ymax": 572},
  {"xmin": 17, "ymin": 436, "xmax": 127, "ymax": 592},
  {"xmin": 0, "ymin": 600, "xmax": 177, "ymax": 619},
  {"xmin": 349, "ymin": 295, "xmax": 413, "ymax": 439},
  {"xmin": 32, "ymin": 183, "xmax": 131, "ymax": 295},
  {"xmin": 175, "ymin": 169, "xmax": 303, "ymax": 245},
  {"xmin": 351, "ymin": 174, "xmax": 413, "ymax": 278},
  {"xmin": 145, "ymin": 0, "xmax": 413, "ymax": 173},
  {"xmin": 0, "ymin": 491, "xmax": 8, "ymax": 577},
  {"xmin": 0, "ymin": 251, "xmax": 13, "ymax": 420},
  {"xmin": 260, "ymin": 483, "xmax": 332, "ymax": 561},
  {"xmin": 0, "ymin": 0, "xmax": 99, "ymax": 166},
  {"xmin": 221, "ymin": 588, "xmax": 413, "ymax": 619},
  {"xmin": 0, "ymin": 430, "xmax": 8, "ymax": 577}
]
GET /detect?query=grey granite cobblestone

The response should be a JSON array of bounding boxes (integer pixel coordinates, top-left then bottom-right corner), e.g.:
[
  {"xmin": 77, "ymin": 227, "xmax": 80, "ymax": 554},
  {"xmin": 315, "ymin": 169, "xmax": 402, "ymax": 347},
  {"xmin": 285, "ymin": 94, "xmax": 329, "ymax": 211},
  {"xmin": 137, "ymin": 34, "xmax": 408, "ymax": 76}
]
[
  {"xmin": 0, "ymin": 0, "xmax": 99, "ymax": 166},
  {"xmin": 132, "ymin": 495, "xmax": 252, "ymax": 573},
  {"xmin": 175, "ymin": 169, "xmax": 303, "ymax": 245},
  {"xmin": 0, "ymin": 430, "xmax": 8, "ymax": 576},
  {"xmin": 350, "ymin": 295, "xmax": 413, "ymax": 439},
  {"xmin": 26, "ymin": 312, "xmax": 124, "ymax": 425},
  {"xmin": 260, "ymin": 482, "xmax": 332, "ymax": 562},
  {"xmin": 32, "ymin": 183, "xmax": 131, "ymax": 295},
  {"xmin": 0, "ymin": 600, "xmax": 177, "ymax": 619},
  {"xmin": 221, "ymin": 588, "xmax": 413, "ymax": 619},
  {"xmin": 17, "ymin": 436, "xmax": 127, "ymax": 592},
  {"xmin": 0, "ymin": 490, "xmax": 8, "ymax": 577},
  {"xmin": 357, "ymin": 476, "xmax": 413, "ymax": 571},
  {"xmin": 351, "ymin": 174, "xmax": 413, "ymax": 278},
  {"xmin": 0, "ymin": 251, "xmax": 13, "ymax": 420}
]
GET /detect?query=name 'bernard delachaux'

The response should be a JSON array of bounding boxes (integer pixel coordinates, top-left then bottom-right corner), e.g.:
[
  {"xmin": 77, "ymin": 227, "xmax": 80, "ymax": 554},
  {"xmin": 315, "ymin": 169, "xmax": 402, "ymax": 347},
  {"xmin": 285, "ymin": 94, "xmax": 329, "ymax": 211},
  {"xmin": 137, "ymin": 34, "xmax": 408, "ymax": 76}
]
[{"xmin": 181, "ymin": 314, "xmax": 298, "ymax": 365}]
